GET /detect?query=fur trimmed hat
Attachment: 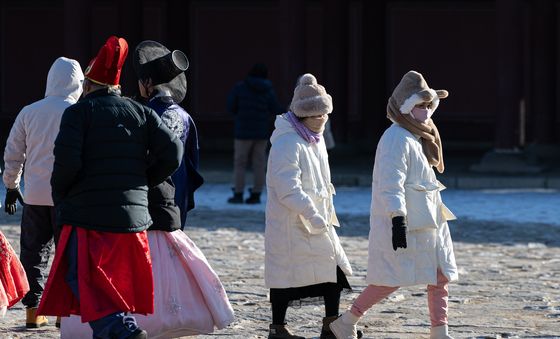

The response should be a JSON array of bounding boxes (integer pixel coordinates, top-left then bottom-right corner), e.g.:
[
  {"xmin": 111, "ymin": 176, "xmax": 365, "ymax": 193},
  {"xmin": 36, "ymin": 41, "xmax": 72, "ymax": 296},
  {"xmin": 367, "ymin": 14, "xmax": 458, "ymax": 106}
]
[
  {"xmin": 290, "ymin": 73, "xmax": 333, "ymax": 117},
  {"xmin": 391, "ymin": 70, "xmax": 448, "ymax": 114},
  {"xmin": 84, "ymin": 36, "xmax": 128, "ymax": 86}
]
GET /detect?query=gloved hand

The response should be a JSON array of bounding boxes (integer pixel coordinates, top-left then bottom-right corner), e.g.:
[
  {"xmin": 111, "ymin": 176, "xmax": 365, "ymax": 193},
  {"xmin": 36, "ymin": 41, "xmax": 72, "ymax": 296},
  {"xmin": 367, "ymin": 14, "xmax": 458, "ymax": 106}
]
[
  {"xmin": 308, "ymin": 213, "xmax": 328, "ymax": 230},
  {"xmin": 391, "ymin": 215, "xmax": 407, "ymax": 251},
  {"xmin": 4, "ymin": 186, "xmax": 24, "ymax": 215}
]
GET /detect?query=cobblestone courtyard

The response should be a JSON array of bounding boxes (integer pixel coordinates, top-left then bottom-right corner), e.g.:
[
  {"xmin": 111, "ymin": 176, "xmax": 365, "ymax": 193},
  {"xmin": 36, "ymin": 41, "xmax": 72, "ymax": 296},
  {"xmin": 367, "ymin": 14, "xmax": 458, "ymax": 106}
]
[{"xmin": 1, "ymin": 206, "xmax": 559, "ymax": 338}]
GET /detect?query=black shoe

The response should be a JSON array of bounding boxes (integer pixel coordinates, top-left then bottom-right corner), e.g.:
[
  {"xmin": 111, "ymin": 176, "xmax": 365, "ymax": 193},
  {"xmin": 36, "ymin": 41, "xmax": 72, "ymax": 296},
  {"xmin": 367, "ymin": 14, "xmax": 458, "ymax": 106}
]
[
  {"xmin": 130, "ymin": 329, "xmax": 148, "ymax": 339},
  {"xmin": 245, "ymin": 188, "xmax": 261, "ymax": 204},
  {"xmin": 228, "ymin": 191, "xmax": 244, "ymax": 204},
  {"xmin": 268, "ymin": 323, "xmax": 305, "ymax": 339}
]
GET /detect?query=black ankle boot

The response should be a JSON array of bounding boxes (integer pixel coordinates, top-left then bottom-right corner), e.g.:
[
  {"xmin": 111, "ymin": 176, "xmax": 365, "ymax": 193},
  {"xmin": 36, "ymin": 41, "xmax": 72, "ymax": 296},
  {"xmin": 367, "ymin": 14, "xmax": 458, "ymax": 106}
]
[
  {"xmin": 228, "ymin": 189, "xmax": 244, "ymax": 204},
  {"xmin": 268, "ymin": 323, "xmax": 305, "ymax": 339},
  {"xmin": 320, "ymin": 316, "xmax": 338, "ymax": 339},
  {"xmin": 245, "ymin": 188, "xmax": 261, "ymax": 204}
]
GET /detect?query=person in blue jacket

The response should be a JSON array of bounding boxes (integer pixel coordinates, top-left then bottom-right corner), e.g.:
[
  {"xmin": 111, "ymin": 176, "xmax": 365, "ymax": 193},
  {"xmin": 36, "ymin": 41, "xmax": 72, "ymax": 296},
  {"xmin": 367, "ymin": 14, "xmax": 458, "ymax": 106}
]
[
  {"xmin": 134, "ymin": 40, "xmax": 203, "ymax": 229},
  {"xmin": 227, "ymin": 63, "xmax": 281, "ymax": 204}
]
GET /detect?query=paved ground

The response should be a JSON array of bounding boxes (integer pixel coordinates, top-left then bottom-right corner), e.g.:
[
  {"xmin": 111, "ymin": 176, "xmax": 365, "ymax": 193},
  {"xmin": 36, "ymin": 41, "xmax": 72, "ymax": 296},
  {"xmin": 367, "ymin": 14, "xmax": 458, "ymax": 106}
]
[{"xmin": 1, "ymin": 204, "xmax": 559, "ymax": 339}]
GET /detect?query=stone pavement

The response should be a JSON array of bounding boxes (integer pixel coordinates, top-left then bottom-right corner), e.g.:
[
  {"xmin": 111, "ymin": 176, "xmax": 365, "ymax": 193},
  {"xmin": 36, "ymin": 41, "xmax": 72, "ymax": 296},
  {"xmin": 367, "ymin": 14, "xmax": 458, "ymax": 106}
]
[{"xmin": 1, "ymin": 205, "xmax": 559, "ymax": 339}]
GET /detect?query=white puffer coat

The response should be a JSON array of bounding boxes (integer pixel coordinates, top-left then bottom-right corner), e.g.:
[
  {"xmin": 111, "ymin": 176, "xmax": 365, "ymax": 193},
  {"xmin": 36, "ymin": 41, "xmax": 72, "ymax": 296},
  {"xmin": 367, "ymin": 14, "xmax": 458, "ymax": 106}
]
[
  {"xmin": 3, "ymin": 57, "xmax": 83, "ymax": 206},
  {"xmin": 367, "ymin": 123, "xmax": 458, "ymax": 287},
  {"xmin": 264, "ymin": 114, "xmax": 352, "ymax": 289}
]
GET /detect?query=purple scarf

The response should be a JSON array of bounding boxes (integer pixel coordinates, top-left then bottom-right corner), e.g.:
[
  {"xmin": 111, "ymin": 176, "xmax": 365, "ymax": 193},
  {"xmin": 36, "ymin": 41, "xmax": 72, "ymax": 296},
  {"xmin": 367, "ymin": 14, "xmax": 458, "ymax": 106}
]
[{"xmin": 285, "ymin": 111, "xmax": 322, "ymax": 144}]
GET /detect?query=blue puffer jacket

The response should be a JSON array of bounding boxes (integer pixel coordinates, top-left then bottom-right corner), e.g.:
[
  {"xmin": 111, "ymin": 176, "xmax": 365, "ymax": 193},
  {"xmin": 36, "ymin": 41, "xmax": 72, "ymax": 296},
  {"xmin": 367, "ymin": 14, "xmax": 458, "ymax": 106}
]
[{"xmin": 227, "ymin": 76, "xmax": 281, "ymax": 139}]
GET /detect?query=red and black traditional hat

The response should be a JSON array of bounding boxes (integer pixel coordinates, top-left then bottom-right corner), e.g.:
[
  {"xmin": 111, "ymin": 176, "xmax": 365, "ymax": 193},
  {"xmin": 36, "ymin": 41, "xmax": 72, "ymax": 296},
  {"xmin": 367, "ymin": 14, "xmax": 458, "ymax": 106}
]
[{"xmin": 84, "ymin": 36, "xmax": 128, "ymax": 86}]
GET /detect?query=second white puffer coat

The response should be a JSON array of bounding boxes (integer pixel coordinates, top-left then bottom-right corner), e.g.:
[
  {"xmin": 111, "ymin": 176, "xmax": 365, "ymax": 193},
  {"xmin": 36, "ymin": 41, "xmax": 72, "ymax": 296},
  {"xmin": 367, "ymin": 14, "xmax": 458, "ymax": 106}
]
[
  {"xmin": 264, "ymin": 114, "xmax": 352, "ymax": 289},
  {"xmin": 367, "ymin": 123, "xmax": 458, "ymax": 287}
]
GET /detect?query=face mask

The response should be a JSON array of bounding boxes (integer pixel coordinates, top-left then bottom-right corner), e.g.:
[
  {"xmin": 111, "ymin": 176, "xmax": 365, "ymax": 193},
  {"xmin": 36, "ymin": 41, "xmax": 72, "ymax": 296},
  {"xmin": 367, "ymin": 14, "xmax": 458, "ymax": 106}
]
[
  {"xmin": 411, "ymin": 107, "xmax": 433, "ymax": 123},
  {"xmin": 303, "ymin": 114, "xmax": 328, "ymax": 133}
]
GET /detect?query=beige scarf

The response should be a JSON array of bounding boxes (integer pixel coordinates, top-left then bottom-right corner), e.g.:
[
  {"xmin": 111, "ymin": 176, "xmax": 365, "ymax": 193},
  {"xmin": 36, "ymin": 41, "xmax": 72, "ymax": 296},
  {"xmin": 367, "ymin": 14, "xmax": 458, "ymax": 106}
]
[{"xmin": 387, "ymin": 97, "xmax": 445, "ymax": 173}]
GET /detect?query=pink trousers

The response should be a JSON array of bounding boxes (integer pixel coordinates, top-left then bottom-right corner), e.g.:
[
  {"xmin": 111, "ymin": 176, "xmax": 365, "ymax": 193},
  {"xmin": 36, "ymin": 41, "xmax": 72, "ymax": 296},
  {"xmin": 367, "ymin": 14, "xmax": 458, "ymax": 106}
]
[{"xmin": 351, "ymin": 269, "xmax": 449, "ymax": 327}]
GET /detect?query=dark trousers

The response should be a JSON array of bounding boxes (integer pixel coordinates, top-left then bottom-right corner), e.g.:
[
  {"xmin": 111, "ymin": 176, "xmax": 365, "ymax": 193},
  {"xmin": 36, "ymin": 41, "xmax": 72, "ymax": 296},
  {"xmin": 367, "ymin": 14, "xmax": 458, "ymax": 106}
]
[
  {"xmin": 270, "ymin": 286, "xmax": 341, "ymax": 325},
  {"xmin": 20, "ymin": 204, "xmax": 60, "ymax": 308},
  {"xmin": 65, "ymin": 227, "xmax": 142, "ymax": 339},
  {"xmin": 232, "ymin": 139, "xmax": 268, "ymax": 193}
]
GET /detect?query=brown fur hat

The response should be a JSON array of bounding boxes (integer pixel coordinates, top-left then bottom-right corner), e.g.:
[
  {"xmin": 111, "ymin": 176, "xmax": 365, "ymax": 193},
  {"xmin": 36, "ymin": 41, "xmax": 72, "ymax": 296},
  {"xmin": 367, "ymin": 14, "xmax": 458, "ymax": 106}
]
[
  {"xmin": 390, "ymin": 70, "xmax": 448, "ymax": 115},
  {"xmin": 290, "ymin": 73, "xmax": 333, "ymax": 117}
]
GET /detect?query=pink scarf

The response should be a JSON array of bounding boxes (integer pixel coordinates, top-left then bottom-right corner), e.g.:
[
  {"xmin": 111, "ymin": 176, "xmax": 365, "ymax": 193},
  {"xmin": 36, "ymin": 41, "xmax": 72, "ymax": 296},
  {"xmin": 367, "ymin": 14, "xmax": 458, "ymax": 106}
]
[{"xmin": 285, "ymin": 111, "xmax": 322, "ymax": 144}]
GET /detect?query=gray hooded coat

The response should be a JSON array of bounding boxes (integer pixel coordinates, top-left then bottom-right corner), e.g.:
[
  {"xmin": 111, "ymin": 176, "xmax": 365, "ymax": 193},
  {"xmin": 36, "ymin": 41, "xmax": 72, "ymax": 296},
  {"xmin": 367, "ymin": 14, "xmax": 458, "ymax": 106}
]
[{"xmin": 3, "ymin": 57, "xmax": 84, "ymax": 206}]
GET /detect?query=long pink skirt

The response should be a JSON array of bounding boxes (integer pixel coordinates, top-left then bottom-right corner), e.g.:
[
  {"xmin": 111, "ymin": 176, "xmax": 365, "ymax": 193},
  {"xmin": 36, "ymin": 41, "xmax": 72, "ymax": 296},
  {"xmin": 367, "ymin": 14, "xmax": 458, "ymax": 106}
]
[{"xmin": 61, "ymin": 230, "xmax": 235, "ymax": 338}]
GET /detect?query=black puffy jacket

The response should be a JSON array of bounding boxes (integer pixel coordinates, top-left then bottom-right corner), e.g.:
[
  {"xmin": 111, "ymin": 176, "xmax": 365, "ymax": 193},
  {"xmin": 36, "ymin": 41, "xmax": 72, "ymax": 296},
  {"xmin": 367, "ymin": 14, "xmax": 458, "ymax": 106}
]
[{"xmin": 51, "ymin": 89, "xmax": 182, "ymax": 232}]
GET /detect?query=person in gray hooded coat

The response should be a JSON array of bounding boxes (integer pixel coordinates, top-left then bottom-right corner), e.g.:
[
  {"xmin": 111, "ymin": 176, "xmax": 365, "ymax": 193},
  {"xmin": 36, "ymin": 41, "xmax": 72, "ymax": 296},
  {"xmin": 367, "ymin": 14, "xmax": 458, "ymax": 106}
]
[{"xmin": 2, "ymin": 57, "xmax": 84, "ymax": 328}]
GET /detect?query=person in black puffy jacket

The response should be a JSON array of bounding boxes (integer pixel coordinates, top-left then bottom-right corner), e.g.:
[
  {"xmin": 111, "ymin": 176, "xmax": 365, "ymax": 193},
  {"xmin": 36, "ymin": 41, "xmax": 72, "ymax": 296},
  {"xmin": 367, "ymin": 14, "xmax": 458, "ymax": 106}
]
[{"xmin": 38, "ymin": 36, "xmax": 182, "ymax": 339}]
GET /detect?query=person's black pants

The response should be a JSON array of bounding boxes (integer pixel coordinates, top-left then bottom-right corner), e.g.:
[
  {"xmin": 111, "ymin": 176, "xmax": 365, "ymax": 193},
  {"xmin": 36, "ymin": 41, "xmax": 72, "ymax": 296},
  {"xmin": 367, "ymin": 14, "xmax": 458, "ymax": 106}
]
[
  {"xmin": 270, "ymin": 284, "xmax": 342, "ymax": 325},
  {"xmin": 19, "ymin": 204, "xmax": 60, "ymax": 308}
]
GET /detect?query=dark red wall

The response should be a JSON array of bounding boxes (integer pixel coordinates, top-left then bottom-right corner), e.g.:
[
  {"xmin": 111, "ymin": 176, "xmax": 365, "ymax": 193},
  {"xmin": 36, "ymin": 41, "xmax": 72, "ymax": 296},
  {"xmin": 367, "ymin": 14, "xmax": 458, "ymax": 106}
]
[{"xmin": 1, "ymin": 0, "xmax": 558, "ymax": 156}]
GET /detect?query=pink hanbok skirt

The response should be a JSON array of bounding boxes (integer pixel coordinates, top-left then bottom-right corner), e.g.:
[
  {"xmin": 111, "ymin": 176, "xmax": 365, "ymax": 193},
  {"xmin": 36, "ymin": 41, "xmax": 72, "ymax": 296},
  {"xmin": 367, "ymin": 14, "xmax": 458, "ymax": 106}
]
[{"xmin": 61, "ymin": 230, "xmax": 235, "ymax": 338}]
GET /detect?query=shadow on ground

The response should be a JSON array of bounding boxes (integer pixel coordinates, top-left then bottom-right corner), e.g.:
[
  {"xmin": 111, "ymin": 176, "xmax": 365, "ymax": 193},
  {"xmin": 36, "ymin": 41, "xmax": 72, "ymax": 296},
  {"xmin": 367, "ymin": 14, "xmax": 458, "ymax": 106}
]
[{"xmin": 186, "ymin": 207, "xmax": 560, "ymax": 247}]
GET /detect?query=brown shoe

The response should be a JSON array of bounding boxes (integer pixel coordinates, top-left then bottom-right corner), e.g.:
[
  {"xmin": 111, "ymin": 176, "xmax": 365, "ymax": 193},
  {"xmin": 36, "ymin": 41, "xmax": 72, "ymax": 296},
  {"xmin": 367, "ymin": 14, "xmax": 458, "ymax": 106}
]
[
  {"xmin": 25, "ymin": 308, "xmax": 49, "ymax": 328},
  {"xmin": 56, "ymin": 316, "xmax": 61, "ymax": 328},
  {"xmin": 268, "ymin": 323, "xmax": 305, "ymax": 339}
]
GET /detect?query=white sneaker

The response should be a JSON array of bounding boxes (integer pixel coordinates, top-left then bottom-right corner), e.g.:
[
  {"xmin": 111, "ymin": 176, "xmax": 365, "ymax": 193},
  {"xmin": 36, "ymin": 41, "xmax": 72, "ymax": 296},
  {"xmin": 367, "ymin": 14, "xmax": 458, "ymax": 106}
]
[
  {"xmin": 329, "ymin": 311, "xmax": 358, "ymax": 339},
  {"xmin": 430, "ymin": 325, "xmax": 454, "ymax": 339}
]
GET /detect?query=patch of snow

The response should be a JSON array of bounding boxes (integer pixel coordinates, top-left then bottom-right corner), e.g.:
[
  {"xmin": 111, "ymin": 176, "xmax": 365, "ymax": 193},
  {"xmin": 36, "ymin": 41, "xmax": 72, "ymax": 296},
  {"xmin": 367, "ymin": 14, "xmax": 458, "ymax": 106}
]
[{"xmin": 3, "ymin": 183, "xmax": 559, "ymax": 226}]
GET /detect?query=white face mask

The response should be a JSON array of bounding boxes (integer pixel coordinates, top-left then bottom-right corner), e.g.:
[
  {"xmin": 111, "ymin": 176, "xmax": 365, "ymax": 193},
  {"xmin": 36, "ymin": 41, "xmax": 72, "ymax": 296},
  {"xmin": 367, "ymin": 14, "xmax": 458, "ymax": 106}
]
[{"xmin": 411, "ymin": 107, "xmax": 433, "ymax": 123}]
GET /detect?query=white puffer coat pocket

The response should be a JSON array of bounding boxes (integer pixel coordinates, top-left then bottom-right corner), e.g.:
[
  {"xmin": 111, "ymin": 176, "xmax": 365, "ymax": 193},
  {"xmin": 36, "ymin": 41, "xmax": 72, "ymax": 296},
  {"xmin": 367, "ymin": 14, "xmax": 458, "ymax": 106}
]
[{"xmin": 404, "ymin": 182, "xmax": 440, "ymax": 230}]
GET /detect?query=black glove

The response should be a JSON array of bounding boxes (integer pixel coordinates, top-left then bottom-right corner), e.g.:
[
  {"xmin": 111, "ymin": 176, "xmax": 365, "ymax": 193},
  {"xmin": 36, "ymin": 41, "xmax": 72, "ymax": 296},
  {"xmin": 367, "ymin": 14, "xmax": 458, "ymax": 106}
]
[
  {"xmin": 4, "ymin": 187, "xmax": 24, "ymax": 215},
  {"xmin": 391, "ymin": 216, "xmax": 407, "ymax": 251}
]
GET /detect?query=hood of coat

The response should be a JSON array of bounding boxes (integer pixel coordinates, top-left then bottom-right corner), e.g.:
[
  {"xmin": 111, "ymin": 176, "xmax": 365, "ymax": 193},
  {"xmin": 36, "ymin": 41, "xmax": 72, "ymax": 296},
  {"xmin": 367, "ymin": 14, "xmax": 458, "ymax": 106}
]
[
  {"xmin": 45, "ymin": 57, "xmax": 84, "ymax": 103},
  {"xmin": 245, "ymin": 76, "xmax": 272, "ymax": 93},
  {"xmin": 270, "ymin": 114, "xmax": 296, "ymax": 143}
]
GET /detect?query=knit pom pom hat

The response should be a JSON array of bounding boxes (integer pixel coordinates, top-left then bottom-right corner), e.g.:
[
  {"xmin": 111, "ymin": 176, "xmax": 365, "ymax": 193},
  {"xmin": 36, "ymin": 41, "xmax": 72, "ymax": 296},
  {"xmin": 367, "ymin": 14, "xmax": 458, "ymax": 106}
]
[{"xmin": 290, "ymin": 73, "xmax": 333, "ymax": 117}]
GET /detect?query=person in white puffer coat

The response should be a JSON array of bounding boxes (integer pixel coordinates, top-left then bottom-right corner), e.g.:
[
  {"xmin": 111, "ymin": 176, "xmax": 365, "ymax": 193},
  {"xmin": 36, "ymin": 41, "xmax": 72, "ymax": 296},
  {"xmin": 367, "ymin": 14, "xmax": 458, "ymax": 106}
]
[
  {"xmin": 2, "ymin": 57, "xmax": 83, "ymax": 328},
  {"xmin": 265, "ymin": 74, "xmax": 353, "ymax": 339},
  {"xmin": 330, "ymin": 71, "xmax": 458, "ymax": 339}
]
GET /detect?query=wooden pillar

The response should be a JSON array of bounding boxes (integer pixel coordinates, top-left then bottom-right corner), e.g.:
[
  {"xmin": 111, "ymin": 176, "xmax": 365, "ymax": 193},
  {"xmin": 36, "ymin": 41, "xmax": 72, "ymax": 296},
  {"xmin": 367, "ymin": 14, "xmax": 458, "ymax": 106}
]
[
  {"xmin": 279, "ymin": 0, "xmax": 305, "ymax": 104},
  {"xmin": 64, "ymin": 0, "xmax": 92, "ymax": 67},
  {"xmin": 531, "ymin": 0, "xmax": 555, "ymax": 144},
  {"xmin": 471, "ymin": 0, "xmax": 541, "ymax": 173},
  {"xmin": 323, "ymin": 0, "xmax": 348, "ymax": 143},
  {"xmin": 117, "ymin": 0, "xmax": 143, "ymax": 97},
  {"xmin": 361, "ymin": 1, "xmax": 388, "ymax": 150},
  {"xmin": 495, "ymin": 0, "xmax": 523, "ymax": 150}
]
